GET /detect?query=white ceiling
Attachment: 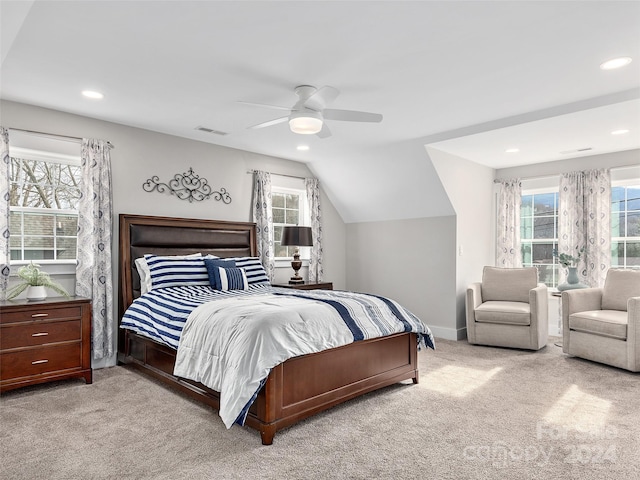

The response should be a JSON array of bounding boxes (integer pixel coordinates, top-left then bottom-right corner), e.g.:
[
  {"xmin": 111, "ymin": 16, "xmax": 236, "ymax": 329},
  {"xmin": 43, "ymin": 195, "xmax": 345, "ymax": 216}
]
[{"xmin": 1, "ymin": 1, "xmax": 639, "ymax": 222}]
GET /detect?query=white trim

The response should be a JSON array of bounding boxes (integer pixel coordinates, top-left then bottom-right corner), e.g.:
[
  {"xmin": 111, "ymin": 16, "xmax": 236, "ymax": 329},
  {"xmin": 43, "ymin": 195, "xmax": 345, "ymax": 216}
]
[
  {"xmin": 611, "ymin": 164, "xmax": 640, "ymax": 183},
  {"xmin": 9, "ymin": 261, "xmax": 76, "ymax": 276},
  {"xmin": 428, "ymin": 325, "xmax": 466, "ymax": 341},
  {"xmin": 271, "ymin": 184, "xmax": 311, "ymax": 260}
]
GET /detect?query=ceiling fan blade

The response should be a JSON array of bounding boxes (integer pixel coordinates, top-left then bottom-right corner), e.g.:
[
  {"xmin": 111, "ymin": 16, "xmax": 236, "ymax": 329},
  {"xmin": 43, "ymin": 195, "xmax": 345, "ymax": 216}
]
[
  {"xmin": 304, "ymin": 86, "xmax": 340, "ymax": 111},
  {"xmin": 323, "ymin": 109, "xmax": 383, "ymax": 123},
  {"xmin": 316, "ymin": 123, "xmax": 332, "ymax": 138},
  {"xmin": 238, "ymin": 101, "xmax": 291, "ymax": 111},
  {"xmin": 248, "ymin": 116, "xmax": 289, "ymax": 129}
]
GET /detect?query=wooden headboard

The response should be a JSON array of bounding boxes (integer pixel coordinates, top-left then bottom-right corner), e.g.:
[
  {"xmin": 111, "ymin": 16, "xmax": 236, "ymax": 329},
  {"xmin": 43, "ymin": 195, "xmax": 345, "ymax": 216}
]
[{"xmin": 118, "ymin": 214, "xmax": 257, "ymax": 319}]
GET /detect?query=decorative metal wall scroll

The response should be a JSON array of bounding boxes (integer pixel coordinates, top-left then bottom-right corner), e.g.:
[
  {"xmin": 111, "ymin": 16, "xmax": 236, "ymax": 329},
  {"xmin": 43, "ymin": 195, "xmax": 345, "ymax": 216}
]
[{"xmin": 143, "ymin": 167, "xmax": 232, "ymax": 204}]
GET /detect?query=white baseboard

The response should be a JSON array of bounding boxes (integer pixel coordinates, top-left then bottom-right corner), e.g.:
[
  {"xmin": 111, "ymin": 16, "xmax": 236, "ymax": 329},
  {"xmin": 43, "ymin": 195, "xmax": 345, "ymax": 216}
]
[{"xmin": 429, "ymin": 325, "xmax": 467, "ymax": 341}]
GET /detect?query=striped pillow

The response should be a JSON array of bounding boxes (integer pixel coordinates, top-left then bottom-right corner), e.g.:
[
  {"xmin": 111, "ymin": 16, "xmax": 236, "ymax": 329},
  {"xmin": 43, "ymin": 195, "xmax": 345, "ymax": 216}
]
[
  {"xmin": 204, "ymin": 258, "xmax": 237, "ymax": 289},
  {"xmin": 228, "ymin": 257, "xmax": 270, "ymax": 285},
  {"xmin": 136, "ymin": 253, "xmax": 203, "ymax": 294},
  {"xmin": 145, "ymin": 254, "xmax": 210, "ymax": 290},
  {"xmin": 216, "ymin": 267, "xmax": 248, "ymax": 291}
]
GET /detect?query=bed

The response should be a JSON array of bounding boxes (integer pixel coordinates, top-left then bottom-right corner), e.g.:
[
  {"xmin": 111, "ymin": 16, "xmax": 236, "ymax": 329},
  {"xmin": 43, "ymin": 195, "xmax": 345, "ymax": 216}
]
[{"xmin": 118, "ymin": 213, "xmax": 432, "ymax": 444}]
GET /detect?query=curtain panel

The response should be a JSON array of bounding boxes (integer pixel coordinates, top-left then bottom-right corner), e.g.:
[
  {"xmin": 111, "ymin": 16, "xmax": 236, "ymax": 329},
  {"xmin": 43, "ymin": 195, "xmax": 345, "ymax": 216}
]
[
  {"xmin": 252, "ymin": 170, "xmax": 275, "ymax": 281},
  {"xmin": 496, "ymin": 179, "xmax": 522, "ymax": 268},
  {"xmin": 76, "ymin": 139, "xmax": 114, "ymax": 360},
  {"xmin": 305, "ymin": 178, "xmax": 324, "ymax": 282},
  {"xmin": 559, "ymin": 169, "xmax": 611, "ymax": 288},
  {"xmin": 0, "ymin": 128, "xmax": 10, "ymax": 300}
]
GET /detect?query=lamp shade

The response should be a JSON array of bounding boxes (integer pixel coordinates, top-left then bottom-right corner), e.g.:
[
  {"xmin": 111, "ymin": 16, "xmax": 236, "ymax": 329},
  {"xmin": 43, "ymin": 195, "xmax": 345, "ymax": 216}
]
[{"xmin": 281, "ymin": 226, "xmax": 313, "ymax": 246}]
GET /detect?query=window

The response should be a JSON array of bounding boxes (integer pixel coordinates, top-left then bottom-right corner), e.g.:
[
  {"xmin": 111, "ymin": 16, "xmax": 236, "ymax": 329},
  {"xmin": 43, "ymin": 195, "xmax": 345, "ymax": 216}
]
[
  {"xmin": 611, "ymin": 184, "xmax": 640, "ymax": 269},
  {"xmin": 519, "ymin": 171, "xmax": 640, "ymax": 287},
  {"xmin": 521, "ymin": 191, "xmax": 559, "ymax": 287},
  {"xmin": 272, "ymin": 186, "xmax": 309, "ymax": 259},
  {"xmin": 9, "ymin": 146, "xmax": 81, "ymax": 263}
]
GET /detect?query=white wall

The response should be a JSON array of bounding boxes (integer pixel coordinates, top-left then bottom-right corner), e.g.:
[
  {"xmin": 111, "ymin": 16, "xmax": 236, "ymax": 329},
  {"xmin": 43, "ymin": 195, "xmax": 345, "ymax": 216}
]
[
  {"xmin": 496, "ymin": 149, "xmax": 639, "ymax": 180},
  {"xmin": 2, "ymin": 100, "xmax": 347, "ymax": 366},
  {"xmin": 346, "ymin": 215, "xmax": 458, "ymax": 340},
  {"xmin": 428, "ymin": 147, "xmax": 496, "ymax": 336}
]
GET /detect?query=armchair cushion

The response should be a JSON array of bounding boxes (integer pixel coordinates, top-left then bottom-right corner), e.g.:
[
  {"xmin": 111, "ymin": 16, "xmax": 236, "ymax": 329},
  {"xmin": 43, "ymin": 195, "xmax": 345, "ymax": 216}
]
[
  {"xmin": 481, "ymin": 266, "xmax": 538, "ymax": 303},
  {"xmin": 601, "ymin": 269, "xmax": 640, "ymax": 311},
  {"xmin": 475, "ymin": 301, "xmax": 531, "ymax": 325},
  {"xmin": 568, "ymin": 310, "xmax": 628, "ymax": 340}
]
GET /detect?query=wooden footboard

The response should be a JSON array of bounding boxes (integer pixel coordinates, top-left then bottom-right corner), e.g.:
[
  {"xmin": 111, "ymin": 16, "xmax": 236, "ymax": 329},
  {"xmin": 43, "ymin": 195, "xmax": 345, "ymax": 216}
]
[{"xmin": 119, "ymin": 329, "xmax": 418, "ymax": 444}]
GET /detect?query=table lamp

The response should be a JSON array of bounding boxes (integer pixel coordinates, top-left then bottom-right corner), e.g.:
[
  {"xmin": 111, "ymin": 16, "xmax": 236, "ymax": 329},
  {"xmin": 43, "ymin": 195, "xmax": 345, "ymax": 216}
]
[{"xmin": 280, "ymin": 226, "xmax": 313, "ymax": 284}]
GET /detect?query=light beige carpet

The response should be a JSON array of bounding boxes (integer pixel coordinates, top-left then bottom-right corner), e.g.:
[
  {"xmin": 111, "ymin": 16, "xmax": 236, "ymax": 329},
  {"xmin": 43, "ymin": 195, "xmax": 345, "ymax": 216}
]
[{"xmin": 1, "ymin": 337, "xmax": 638, "ymax": 480}]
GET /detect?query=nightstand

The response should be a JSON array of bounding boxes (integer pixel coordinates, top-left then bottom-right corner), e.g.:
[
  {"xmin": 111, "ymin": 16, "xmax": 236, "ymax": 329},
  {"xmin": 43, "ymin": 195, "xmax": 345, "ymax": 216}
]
[
  {"xmin": 0, "ymin": 296, "xmax": 92, "ymax": 392},
  {"xmin": 273, "ymin": 282, "xmax": 333, "ymax": 291}
]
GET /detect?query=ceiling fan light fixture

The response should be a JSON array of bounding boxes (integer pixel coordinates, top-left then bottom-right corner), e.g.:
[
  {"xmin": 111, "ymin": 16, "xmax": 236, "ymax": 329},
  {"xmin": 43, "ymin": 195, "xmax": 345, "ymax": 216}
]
[{"xmin": 289, "ymin": 111, "xmax": 323, "ymax": 135}]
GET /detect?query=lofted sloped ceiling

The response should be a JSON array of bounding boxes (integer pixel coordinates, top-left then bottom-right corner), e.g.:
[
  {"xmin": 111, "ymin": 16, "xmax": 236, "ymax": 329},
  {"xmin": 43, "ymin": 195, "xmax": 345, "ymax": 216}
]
[{"xmin": 1, "ymin": 1, "xmax": 639, "ymax": 223}]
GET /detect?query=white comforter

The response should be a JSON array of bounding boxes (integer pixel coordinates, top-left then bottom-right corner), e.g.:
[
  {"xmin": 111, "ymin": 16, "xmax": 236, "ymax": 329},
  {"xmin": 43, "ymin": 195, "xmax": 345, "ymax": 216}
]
[
  {"xmin": 173, "ymin": 288, "xmax": 434, "ymax": 429},
  {"xmin": 173, "ymin": 293, "xmax": 354, "ymax": 428}
]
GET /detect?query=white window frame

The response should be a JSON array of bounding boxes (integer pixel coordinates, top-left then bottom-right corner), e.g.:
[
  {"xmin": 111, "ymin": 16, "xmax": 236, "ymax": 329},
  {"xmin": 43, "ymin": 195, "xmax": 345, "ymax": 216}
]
[
  {"xmin": 520, "ymin": 184, "xmax": 560, "ymax": 288},
  {"xmin": 8, "ymin": 144, "xmax": 81, "ymax": 276},
  {"xmin": 611, "ymin": 179, "xmax": 640, "ymax": 270},
  {"xmin": 271, "ymin": 177, "xmax": 311, "ymax": 268}
]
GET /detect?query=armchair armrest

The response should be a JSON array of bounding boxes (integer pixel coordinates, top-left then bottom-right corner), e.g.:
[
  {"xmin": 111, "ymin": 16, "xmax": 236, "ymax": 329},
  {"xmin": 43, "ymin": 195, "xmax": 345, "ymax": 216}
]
[
  {"xmin": 529, "ymin": 284, "xmax": 548, "ymax": 346},
  {"xmin": 467, "ymin": 282, "xmax": 483, "ymax": 309},
  {"xmin": 562, "ymin": 287, "xmax": 603, "ymax": 354},
  {"xmin": 465, "ymin": 282, "xmax": 482, "ymax": 342},
  {"xmin": 562, "ymin": 288, "xmax": 603, "ymax": 317},
  {"xmin": 529, "ymin": 285, "xmax": 548, "ymax": 322}
]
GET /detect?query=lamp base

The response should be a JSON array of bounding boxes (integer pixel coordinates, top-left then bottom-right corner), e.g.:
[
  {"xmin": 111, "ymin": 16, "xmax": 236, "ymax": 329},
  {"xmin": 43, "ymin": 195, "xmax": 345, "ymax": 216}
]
[{"xmin": 289, "ymin": 253, "xmax": 304, "ymax": 285}]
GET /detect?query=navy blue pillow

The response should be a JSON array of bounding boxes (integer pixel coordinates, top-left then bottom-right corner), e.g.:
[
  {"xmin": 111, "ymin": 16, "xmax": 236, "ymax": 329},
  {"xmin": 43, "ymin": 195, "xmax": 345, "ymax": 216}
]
[{"xmin": 204, "ymin": 258, "xmax": 237, "ymax": 289}]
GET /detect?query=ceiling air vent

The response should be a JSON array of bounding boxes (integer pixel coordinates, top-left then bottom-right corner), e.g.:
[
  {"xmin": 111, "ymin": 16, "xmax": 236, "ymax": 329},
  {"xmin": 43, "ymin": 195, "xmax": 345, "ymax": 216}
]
[
  {"xmin": 195, "ymin": 126, "xmax": 228, "ymax": 136},
  {"xmin": 559, "ymin": 147, "xmax": 592, "ymax": 155}
]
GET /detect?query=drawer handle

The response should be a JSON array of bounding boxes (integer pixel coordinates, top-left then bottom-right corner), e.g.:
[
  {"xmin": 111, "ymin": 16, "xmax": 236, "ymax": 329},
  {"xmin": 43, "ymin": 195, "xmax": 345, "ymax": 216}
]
[
  {"xmin": 32, "ymin": 332, "xmax": 49, "ymax": 337},
  {"xmin": 31, "ymin": 359, "xmax": 49, "ymax": 365},
  {"xmin": 31, "ymin": 313, "xmax": 49, "ymax": 318}
]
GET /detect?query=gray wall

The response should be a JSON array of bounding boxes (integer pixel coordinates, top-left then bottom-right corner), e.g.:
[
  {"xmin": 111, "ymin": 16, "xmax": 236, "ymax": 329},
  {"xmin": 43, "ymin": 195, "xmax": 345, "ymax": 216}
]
[
  {"xmin": 2, "ymin": 100, "xmax": 347, "ymax": 367},
  {"xmin": 346, "ymin": 216, "xmax": 457, "ymax": 340},
  {"xmin": 428, "ymin": 147, "xmax": 496, "ymax": 337}
]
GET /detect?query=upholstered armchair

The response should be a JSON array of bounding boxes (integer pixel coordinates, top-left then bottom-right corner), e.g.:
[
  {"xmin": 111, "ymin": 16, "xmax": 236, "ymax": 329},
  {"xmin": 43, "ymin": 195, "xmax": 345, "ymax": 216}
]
[
  {"xmin": 466, "ymin": 266, "xmax": 548, "ymax": 350},
  {"xmin": 562, "ymin": 269, "xmax": 640, "ymax": 372}
]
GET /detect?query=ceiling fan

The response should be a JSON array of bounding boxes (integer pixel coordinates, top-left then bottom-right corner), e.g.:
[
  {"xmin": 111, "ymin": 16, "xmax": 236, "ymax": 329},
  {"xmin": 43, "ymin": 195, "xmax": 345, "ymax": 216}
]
[{"xmin": 240, "ymin": 85, "xmax": 383, "ymax": 138}]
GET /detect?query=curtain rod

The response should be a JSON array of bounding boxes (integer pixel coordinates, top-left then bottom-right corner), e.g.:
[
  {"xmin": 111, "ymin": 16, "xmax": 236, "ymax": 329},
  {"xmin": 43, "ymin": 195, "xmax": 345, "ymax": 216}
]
[
  {"xmin": 9, "ymin": 128, "xmax": 115, "ymax": 148},
  {"xmin": 246, "ymin": 169, "xmax": 310, "ymax": 181}
]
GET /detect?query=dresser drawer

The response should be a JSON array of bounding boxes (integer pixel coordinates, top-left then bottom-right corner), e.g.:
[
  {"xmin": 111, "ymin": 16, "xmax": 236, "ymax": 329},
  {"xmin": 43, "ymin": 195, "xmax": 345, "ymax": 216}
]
[
  {"xmin": 1, "ymin": 343, "xmax": 82, "ymax": 380},
  {"xmin": 0, "ymin": 306, "xmax": 82, "ymax": 325},
  {"xmin": 1, "ymin": 320, "xmax": 81, "ymax": 350}
]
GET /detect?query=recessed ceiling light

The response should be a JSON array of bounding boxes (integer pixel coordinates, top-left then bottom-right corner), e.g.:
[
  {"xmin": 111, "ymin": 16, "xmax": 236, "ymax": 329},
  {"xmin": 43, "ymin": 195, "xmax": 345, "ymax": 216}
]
[
  {"xmin": 82, "ymin": 90, "xmax": 104, "ymax": 99},
  {"xmin": 505, "ymin": 148, "xmax": 519, "ymax": 153},
  {"xmin": 296, "ymin": 145, "xmax": 310, "ymax": 151},
  {"xmin": 599, "ymin": 57, "xmax": 632, "ymax": 70},
  {"xmin": 611, "ymin": 129, "xmax": 629, "ymax": 135}
]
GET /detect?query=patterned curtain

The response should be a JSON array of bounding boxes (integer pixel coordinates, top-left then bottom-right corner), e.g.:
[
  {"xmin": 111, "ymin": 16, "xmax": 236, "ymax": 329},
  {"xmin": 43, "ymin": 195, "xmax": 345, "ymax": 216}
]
[
  {"xmin": 76, "ymin": 139, "xmax": 114, "ymax": 360},
  {"xmin": 305, "ymin": 178, "xmax": 324, "ymax": 282},
  {"xmin": 559, "ymin": 169, "xmax": 611, "ymax": 287},
  {"xmin": 0, "ymin": 128, "xmax": 10, "ymax": 300},
  {"xmin": 252, "ymin": 170, "xmax": 274, "ymax": 281},
  {"xmin": 496, "ymin": 179, "xmax": 522, "ymax": 267}
]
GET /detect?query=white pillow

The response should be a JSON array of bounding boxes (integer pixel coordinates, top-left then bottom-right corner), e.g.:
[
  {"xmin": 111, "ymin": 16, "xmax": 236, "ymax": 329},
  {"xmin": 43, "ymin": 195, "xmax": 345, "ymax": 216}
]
[{"xmin": 135, "ymin": 253, "xmax": 202, "ymax": 294}]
